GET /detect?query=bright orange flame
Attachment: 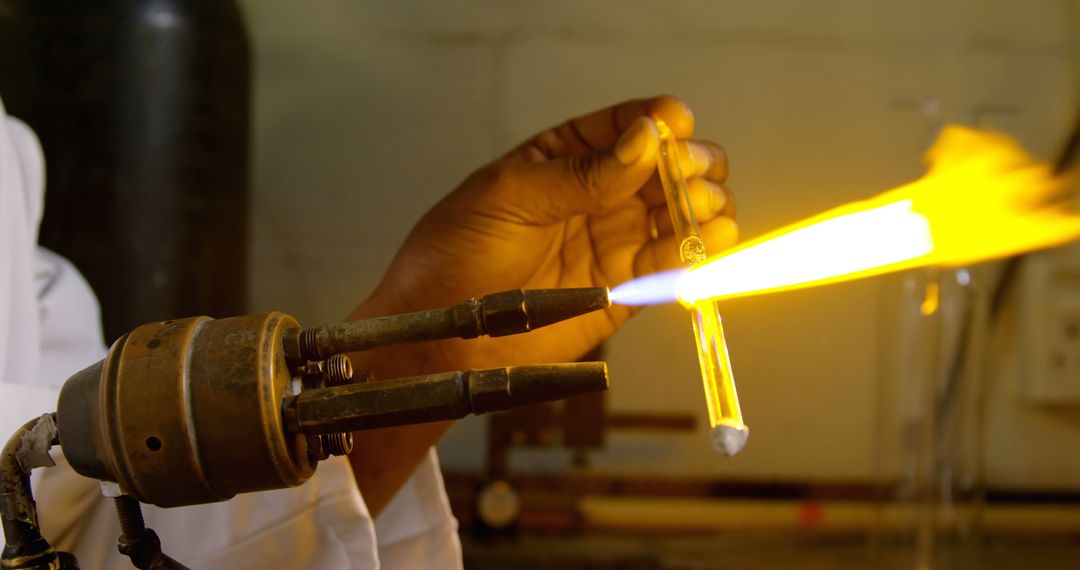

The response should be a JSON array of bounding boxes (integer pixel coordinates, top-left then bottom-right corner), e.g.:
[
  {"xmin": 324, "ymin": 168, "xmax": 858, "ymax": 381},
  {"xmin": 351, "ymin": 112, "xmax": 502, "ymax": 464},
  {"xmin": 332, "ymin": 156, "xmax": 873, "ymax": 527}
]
[{"xmin": 676, "ymin": 126, "xmax": 1080, "ymax": 304}]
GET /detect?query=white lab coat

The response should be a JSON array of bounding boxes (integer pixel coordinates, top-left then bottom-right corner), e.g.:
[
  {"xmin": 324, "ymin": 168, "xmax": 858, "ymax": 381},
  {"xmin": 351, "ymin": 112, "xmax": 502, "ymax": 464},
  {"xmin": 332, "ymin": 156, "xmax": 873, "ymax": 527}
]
[{"xmin": 0, "ymin": 98, "xmax": 462, "ymax": 569}]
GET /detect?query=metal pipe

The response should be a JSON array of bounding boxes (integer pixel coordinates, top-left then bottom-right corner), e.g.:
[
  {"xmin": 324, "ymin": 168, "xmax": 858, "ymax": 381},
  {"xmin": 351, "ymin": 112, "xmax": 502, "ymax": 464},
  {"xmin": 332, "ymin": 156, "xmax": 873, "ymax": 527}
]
[
  {"xmin": 1, "ymin": 417, "xmax": 59, "ymax": 569},
  {"xmin": 283, "ymin": 288, "xmax": 611, "ymax": 362},
  {"xmin": 291, "ymin": 300, "xmax": 483, "ymax": 361},
  {"xmin": 283, "ymin": 362, "xmax": 609, "ymax": 435}
]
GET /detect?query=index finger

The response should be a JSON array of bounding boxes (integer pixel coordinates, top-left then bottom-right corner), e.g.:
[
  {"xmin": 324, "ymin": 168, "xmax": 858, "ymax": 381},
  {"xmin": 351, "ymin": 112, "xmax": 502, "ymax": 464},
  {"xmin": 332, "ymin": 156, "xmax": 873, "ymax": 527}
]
[{"xmin": 566, "ymin": 95, "xmax": 696, "ymax": 152}]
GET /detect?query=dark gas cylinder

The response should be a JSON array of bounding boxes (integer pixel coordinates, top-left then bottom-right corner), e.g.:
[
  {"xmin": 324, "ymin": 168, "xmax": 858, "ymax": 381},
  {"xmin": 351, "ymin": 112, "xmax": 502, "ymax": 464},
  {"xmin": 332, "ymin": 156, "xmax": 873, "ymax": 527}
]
[{"xmin": 0, "ymin": 0, "xmax": 251, "ymax": 342}]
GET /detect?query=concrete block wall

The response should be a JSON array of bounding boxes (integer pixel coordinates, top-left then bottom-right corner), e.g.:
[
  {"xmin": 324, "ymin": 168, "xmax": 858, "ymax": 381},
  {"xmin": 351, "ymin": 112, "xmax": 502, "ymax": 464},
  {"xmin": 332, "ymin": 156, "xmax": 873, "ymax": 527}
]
[{"xmin": 241, "ymin": 0, "xmax": 1080, "ymax": 486}]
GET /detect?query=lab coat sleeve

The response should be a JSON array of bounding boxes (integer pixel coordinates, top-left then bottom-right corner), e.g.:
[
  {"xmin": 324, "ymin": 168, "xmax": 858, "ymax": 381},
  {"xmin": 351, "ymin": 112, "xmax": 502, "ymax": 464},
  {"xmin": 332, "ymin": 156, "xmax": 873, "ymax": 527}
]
[
  {"xmin": 0, "ymin": 107, "xmax": 42, "ymax": 407},
  {"xmin": 374, "ymin": 448, "xmax": 464, "ymax": 570}
]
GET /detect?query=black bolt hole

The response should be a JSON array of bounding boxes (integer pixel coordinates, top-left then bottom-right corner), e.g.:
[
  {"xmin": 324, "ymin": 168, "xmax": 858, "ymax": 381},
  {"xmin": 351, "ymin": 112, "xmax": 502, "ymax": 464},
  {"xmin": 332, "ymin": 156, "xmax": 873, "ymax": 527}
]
[{"xmin": 146, "ymin": 437, "xmax": 162, "ymax": 451}]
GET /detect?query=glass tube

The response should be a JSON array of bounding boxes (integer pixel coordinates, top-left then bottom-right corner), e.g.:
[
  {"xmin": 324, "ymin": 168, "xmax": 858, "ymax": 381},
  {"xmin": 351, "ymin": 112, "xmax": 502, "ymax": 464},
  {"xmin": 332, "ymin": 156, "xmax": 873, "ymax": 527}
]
[
  {"xmin": 655, "ymin": 119, "xmax": 749, "ymax": 455},
  {"xmin": 656, "ymin": 120, "xmax": 707, "ymax": 265}
]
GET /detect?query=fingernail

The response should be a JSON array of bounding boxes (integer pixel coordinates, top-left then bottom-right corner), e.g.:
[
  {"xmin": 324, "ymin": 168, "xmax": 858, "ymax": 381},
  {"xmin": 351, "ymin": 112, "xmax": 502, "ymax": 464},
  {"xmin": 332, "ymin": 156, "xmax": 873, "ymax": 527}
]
[{"xmin": 615, "ymin": 117, "xmax": 653, "ymax": 165}]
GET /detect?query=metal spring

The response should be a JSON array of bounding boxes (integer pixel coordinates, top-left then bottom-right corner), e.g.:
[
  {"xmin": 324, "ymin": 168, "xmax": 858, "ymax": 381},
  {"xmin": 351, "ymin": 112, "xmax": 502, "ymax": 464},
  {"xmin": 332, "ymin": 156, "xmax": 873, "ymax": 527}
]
[
  {"xmin": 320, "ymin": 432, "xmax": 353, "ymax": 456},
  {"xmin": 324, "ymin": 354, "xmax": 354, "ymax": 385},
  {"xmin": 299, "ymin": 327, "xmax": 320, "ymax": 360}
]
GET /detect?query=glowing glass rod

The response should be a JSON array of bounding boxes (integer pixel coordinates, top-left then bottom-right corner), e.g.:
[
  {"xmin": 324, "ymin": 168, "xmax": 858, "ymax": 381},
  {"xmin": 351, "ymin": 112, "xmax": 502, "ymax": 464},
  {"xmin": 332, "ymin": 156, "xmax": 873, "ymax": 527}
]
[{"xmin": 655, "ymin": 119, "xmax": 748, "ymax": 456}]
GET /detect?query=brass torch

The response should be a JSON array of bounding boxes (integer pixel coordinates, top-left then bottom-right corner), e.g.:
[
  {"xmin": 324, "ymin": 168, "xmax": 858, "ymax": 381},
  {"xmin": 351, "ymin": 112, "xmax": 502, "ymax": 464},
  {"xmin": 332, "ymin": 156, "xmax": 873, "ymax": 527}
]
[{"xmin": 2, "ymin": 287, "xmax": 611, "ymax": 570}]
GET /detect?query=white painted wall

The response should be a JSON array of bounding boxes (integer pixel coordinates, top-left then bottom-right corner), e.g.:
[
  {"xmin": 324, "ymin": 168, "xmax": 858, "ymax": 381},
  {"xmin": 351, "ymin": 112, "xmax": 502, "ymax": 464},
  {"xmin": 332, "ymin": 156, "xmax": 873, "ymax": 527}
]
[{"xmin": 241, "ymin": 0, "xmax": 1080, "ymax": 487}]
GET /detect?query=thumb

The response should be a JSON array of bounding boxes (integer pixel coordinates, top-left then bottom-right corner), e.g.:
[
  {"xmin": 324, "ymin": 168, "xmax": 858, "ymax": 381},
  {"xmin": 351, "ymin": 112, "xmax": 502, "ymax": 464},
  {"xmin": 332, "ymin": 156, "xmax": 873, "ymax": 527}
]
[{"xmin": 510, "ymin": 117, "xmax": 660, "ymax": 224}]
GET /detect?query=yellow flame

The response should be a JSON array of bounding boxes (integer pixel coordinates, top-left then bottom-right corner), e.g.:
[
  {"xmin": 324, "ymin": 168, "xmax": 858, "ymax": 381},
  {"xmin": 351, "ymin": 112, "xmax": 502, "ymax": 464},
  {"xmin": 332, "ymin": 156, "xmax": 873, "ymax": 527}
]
[{"xmin": 677, "ymin": 126, "xmax": 1080, "ymax": 304}]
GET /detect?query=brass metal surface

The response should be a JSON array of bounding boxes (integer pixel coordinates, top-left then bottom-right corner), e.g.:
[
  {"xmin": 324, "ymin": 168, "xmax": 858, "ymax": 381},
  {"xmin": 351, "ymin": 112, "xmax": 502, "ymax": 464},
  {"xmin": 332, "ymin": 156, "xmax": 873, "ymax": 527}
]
[
  {"xmin": 284, "ymin": 363, "xmax": 609, "ymax": 435},
  {"xmin": 57, "ymin": 313, "xmax": 315, "ymax": 508},
  {"xmin": 284, "ymin": 288, "xmax": 611, "ymax": 362},
  {"xmin": 51, "ymin": 288, "xmax": 613, "ymax": 510}
]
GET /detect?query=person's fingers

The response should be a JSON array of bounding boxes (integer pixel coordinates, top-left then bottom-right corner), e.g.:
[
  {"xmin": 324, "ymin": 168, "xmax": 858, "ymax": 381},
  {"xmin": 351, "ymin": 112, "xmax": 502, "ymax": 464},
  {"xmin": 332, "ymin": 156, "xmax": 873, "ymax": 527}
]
[
  {"xmin": 493, "ymin": 117, "xmax": 661, "ymax": 225},
  {"xmin": 700, "ymin": 214, "xmax": 739, "ymax": 253},
  {"xmin": 721, "ymin": 182, "xmax": 737, "ymax": 218},
  {"xmin": 709, "ymin": 180, "xmax": 736, "ymax": 219},
  {"xmin": 645, "ymin": 179, "xmax": 731, "ymax": 238},
  {"xmin": 638, "ymin": 139, "xmax": 728, "ymax": 207},
  {"xmin": 528, "ymin": 125, "xmax": 592, "ymax": 159},
  {"xmin": 633, "ymin": 232, "xmax": 683, "ymax": 277},
  {"xmin": 637, "ymin": 172, "xmax": 666, "ymax": 207},
  {"xmin": 681, "ymin": 140, "xmax": 728, "ymax": 181},
  {"xmin": 633, "ymin": 216, "xmax": 739, "ymax": 277},
  {"xmin": 643, "ymin": 95, "xmax": 695, "ymax": 139},
  {"xmin": 515, "ymin": 95, "xmax": 695, "ymax": 161}
]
